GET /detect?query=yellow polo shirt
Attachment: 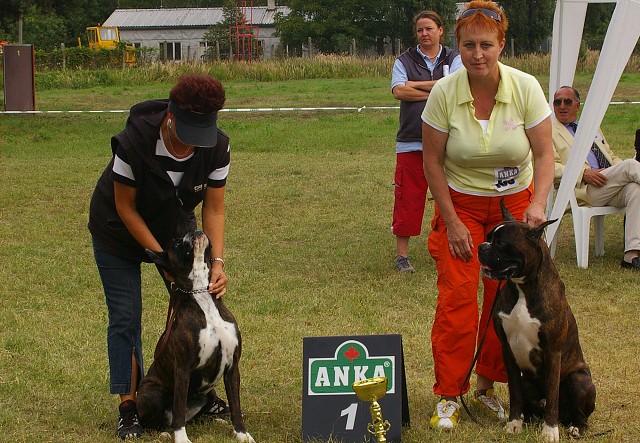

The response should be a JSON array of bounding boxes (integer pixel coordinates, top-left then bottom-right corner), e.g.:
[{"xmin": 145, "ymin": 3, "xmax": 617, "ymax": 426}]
[{"xmin": 421, "ymin": 62, "xmax": 551, "ymax": 196}]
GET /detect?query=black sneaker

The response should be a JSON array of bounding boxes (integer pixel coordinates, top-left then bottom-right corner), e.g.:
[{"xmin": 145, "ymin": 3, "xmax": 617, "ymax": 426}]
[
  {"xmin": 116, "ymin": 400, "xmax": 142, "ymax": 440},
  {"xmin": 621, "ymin": 256, "xmax": 640, "ymax": 271},
  {"xmin": 395, "ymin": 255, "xmax": 416, "ymax": 273},
  {"xmin": 202, "ymin": 396, "xmax": 231, "ymax": 419}
]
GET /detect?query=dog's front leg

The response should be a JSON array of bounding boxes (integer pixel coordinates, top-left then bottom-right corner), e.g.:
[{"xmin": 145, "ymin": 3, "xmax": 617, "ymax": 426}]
[
  {"xmin": 541, "ymin": 350, "xmax": 561, "ymax": 443},
  {"xmin": 172, "ymin": 364, "xmax": 192, "ymax": 443},
  {"xmin": 224, "ymin": 361, "xmax": 255, "ymax": 443},
  {"xmin": 502, "ymin": 345, "xmax": 525, "ymax": 434}
]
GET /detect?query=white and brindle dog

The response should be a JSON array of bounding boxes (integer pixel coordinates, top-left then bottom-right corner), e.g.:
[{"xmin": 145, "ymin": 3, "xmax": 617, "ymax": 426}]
[
  {"xmin": 138, "ymin": 231, "xmax": 254, "ymax": 443},
  {"xmin": 477, "ymin": 202, "xmax": 595, "ymax": 442}
]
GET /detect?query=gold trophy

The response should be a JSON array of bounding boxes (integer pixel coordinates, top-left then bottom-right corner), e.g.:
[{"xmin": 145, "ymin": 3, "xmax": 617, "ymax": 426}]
[{"xmin": 352, "ymin": 376, "xmax": 391, "ymax": 443}]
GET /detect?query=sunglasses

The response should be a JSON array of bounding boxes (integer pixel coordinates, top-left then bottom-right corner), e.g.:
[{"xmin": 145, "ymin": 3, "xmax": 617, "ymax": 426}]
[
  {"xmin": 459, "ymin": 8, "xmax": 502, "ymax": 22},
  {"xmin": 553, "ymin": 98, "xmax": 576, "ymax": 106}
]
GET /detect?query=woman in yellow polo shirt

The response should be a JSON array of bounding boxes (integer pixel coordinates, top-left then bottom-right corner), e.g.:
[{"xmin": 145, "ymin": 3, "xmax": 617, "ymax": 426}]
[{"xmin": 421, "ymin": 0, "xmax": 554, "ymax": 429}]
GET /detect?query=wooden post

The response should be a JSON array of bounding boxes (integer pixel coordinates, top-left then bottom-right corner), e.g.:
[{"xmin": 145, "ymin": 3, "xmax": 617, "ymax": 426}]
[
  {"xmin": 308, "ymin": 37, "xmax": 313, "ymax": 58},
  {"xmin": 61, "ymin": 43, "xmax": 65, "ymax": 70}
]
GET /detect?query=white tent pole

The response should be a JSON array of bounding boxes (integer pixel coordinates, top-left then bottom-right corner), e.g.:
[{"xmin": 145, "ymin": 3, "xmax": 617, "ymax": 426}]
[
  {"xmin": 548, "ymin": 0, "xmax": 588, "ymax": 105},
  {"xmin": 546, "ymin": 0, "xmax": 640, "ymax": 247}
]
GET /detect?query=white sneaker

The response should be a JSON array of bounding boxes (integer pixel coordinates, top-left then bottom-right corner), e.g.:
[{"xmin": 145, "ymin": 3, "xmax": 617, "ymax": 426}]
[
  {"xmin": 429, "ymin": 399, "xmax": 460, "ymax": 430},
  {"xmin": 474, "ymin": 389, "xmax": 507, "ymax": 421}
]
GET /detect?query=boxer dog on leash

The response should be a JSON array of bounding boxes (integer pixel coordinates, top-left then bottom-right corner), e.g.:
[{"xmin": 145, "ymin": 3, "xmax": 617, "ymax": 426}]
[
  {"xmin": 137, "ymin": 231, "xmax": 255, "ymax": 443},
  {"xmin": 477, "ymin": 202, "xmax": 595, "ymax": 442}
]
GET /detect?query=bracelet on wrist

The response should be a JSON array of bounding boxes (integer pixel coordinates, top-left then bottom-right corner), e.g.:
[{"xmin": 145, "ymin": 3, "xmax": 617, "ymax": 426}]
[{"xmin": 211, "ymin": 257, "xmax": 225, "ymax": 268}]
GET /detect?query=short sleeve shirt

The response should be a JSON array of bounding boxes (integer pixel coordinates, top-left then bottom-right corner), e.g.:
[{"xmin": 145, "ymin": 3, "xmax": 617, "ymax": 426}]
[
  {"xmin": 113, "ymin": 130, "xmax": 230, "ymax": 189},
  {"xmin": 421, "ymin": 62, "xmax": 551, "ymax": 195}
]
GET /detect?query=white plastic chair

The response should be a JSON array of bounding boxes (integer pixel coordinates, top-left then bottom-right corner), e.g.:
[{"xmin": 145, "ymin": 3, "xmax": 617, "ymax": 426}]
[{"xmin": 550, "ymin": 190, "xmax": 625, "ymax": 268}]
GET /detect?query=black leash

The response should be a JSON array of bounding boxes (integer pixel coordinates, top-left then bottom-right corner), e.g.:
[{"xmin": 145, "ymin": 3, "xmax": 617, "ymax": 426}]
[
  {"xmin": 154, "ymin": 282, "xmax": 180, "ymax": 360},
  {"xmin": 459, "ymin": 279, "xmax": 505, "ymax": 426}
]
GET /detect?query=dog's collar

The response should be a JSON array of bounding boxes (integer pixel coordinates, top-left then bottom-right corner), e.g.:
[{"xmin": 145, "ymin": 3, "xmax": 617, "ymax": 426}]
[{"xmin": 174, "ymin": 287, "xmax": 209, "ymax": 295}]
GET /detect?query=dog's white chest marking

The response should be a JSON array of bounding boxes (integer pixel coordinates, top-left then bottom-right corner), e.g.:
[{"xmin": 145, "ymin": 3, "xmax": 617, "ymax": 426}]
[
  {"xmin": 188, "ymin": 236, "xmax": 238, "ymax": 381},
  {"xmin": 194, "ymin": 292, "xmax": 238, "ymax": 375},
  {"xmin": 498, "ymin": 285, "xmax": 541, "ymax": 373}
]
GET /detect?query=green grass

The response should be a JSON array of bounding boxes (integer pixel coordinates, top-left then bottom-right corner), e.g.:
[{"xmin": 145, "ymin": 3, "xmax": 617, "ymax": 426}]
[{"xmin": 1, "ymin": 75, "xmax": 640, "ymax": 443}]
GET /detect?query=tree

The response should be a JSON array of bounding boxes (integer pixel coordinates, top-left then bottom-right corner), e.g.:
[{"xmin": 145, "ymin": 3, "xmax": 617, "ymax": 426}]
[
  {"xmin": 390, "ymin": 0, "xmax": 458, "ymax": 50},
  {"xmin": 583, "ymin": 3, "xmax": 615, "ymax": 51},
  {"xmin": 274, "ymin": 0, "xmax": 458, "ymax": 55},
  {"xmin": 501, "ymin": 0, "xmax": 554, "ymax": 55},
  {"xmin": 0, "ymin": 0, "xmax": 120, "ymax": 47},
  {"xmin": 275, "ymin": 0, "xmax": 385, "ymax": 54},
  {"xmin": 202, "ymin": 0, "xmax": 241, "ymax": 60}
]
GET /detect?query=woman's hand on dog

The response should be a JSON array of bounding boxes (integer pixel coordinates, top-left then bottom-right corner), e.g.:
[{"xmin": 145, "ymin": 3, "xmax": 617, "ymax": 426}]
[{"xmin": 209, "ymin": 264, "xmax": 227, "ymax": 298}]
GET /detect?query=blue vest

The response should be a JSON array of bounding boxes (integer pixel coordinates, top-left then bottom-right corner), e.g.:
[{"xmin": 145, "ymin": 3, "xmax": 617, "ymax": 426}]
[{"xmin": 396, "ymin": 46, "xmax": 459, "ymax": 142}]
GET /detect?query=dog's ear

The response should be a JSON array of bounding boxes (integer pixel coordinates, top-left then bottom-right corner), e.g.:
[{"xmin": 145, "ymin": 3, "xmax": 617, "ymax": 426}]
[
  {"xmin": 526, "ymin": 219, "xmax": 558, "ymax": 243},
  {"xmin": 146, "ymin": 248, "xmax": 171, "ymax": 270},
  {"xmin": 500, "ymin": 199, "xmax": 516, "ymax": 222}
]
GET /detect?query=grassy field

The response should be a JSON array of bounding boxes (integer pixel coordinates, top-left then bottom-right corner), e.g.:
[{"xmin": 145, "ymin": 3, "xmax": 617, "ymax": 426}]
[{"xmin": 1, "ymin": 72, "xmax": 640, "ymax": 443}]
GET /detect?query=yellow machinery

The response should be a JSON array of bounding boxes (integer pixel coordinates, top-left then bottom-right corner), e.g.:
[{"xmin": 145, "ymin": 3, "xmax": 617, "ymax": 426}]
[{"xmin": 85, "ymin": 25, "xmax": 136, "ymax": 65}]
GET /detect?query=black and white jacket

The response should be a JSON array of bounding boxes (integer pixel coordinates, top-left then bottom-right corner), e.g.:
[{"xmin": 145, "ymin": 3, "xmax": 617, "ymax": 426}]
[{"xmin": 88, "ymin": 99, "xmax": 230, "ymax": 262}]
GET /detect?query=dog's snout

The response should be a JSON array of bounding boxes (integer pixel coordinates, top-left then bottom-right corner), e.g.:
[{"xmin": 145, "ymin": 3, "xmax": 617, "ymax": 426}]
[{"xmin": 192, "ymin": 231, "xmax": 210, "ymax": 253}]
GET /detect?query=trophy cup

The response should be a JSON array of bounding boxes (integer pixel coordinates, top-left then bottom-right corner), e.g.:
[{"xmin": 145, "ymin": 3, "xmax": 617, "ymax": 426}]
[{"xmin": 352, "ymin": 376, "xmax": 391, "ymax": 443}]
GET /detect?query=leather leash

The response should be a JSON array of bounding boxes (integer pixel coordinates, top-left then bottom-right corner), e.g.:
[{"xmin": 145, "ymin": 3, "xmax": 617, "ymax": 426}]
[
  {"xmin": 459, "ymin": 280, "xmax": 504, "ymax": 426},
  {"xmin": 154, "ymin": 282, "xmax": 181, "ymax": 360}
]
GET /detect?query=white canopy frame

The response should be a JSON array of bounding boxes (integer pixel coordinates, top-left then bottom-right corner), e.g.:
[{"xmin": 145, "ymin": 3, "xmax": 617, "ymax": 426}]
[{"xmin": 545, "ymin": 0, "xmax": 640, "ymax": 251}]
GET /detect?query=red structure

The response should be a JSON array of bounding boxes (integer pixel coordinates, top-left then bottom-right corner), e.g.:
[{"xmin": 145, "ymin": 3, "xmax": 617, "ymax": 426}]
[{"xmin": 229, "ymin": 0, "xmax": 260, "ymax": 61}]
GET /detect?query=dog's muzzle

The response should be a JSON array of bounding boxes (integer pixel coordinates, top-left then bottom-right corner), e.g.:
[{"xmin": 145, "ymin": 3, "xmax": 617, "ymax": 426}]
[{"xmin": 478, "ymin": 243, "xmax": 520, "ymax": 280}]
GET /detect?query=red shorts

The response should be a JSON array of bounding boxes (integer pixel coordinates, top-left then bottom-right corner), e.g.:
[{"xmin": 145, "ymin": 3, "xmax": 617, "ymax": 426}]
[{"xmin": 392, "ymin": 151, "xmax": 428, "ymax": 237}]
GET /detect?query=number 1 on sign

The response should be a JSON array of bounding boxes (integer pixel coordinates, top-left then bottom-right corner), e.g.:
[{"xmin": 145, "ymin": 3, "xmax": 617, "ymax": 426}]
[{"xmin": 341, "ymin": 403, "xmax": 358, "ymax": 430}]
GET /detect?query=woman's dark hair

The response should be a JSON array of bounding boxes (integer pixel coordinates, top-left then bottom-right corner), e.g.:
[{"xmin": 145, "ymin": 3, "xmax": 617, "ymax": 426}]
[
  {"xmin": 169, "ymin": 74, "xmax": 225, "ymax": 114},
  {"xmin": 413, "ymin": 10, "xmax": 445, "ymax": 44}
]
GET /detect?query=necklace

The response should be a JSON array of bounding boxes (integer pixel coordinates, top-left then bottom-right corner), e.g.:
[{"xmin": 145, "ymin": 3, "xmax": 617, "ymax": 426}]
[
  {"xmin": 473, "ymin": 97, "xmax": 495, "ymax": 116},
  {"xmin": 164, "ymin": 120, "xmax": 193, "ymax": 158},
  {"xmin": 470, "ymin": 84, "xmax": 498, "ymax": 118}
]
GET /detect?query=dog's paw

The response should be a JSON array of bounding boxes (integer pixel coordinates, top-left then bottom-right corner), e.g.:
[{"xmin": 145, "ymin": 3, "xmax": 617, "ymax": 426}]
[
  {"xmin": 174, "ymin": 427, "xmax": 193, "ymax": 443},
  {"xmin": 541, "ymin": 423, "xmax": 560, "ymax": 442},
  {"xmin": 234, "ymin": 431, "xmax": 255, "ymax": 443},
  {"xmin": 504, "ymin": 418, "xmax": 523, "ymax": 434}
]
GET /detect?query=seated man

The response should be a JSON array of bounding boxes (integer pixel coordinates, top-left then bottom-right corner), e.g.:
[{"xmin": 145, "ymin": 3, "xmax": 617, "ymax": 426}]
[{"xmin": 552, "ymin": 86, "xmax": 640, "ymax": 270}]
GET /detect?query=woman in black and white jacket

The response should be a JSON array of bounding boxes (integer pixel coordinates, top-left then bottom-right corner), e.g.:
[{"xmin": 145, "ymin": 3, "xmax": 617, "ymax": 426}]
[{"xmin": 88, "ymin": 74, "xmax": 231, "ymax": 439}]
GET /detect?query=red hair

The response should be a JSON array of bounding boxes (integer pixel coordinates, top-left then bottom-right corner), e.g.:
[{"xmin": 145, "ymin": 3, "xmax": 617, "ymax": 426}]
[
  {"xmin": 455, "ymin": 1, "xmax": 508, "ymax": 44},
  {"xmin": 169, "ymin": 74, "xmax": 225, "ymax": 113}
]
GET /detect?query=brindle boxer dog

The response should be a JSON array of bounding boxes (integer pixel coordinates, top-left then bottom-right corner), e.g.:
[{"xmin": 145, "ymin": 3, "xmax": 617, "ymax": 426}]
[
  {"xmin": 477, "ymin": 202, "xmax": 595, "ymax": 442},
  {"xmin": 137, "ymin": 231, "xmax": 255, "ymax": 443}
]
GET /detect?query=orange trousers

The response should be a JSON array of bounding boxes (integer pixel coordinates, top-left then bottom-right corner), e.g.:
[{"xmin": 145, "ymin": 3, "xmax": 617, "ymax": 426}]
[{"xmin": 427, "ymin": 186, "xmax": 533, "ymax": 397}]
